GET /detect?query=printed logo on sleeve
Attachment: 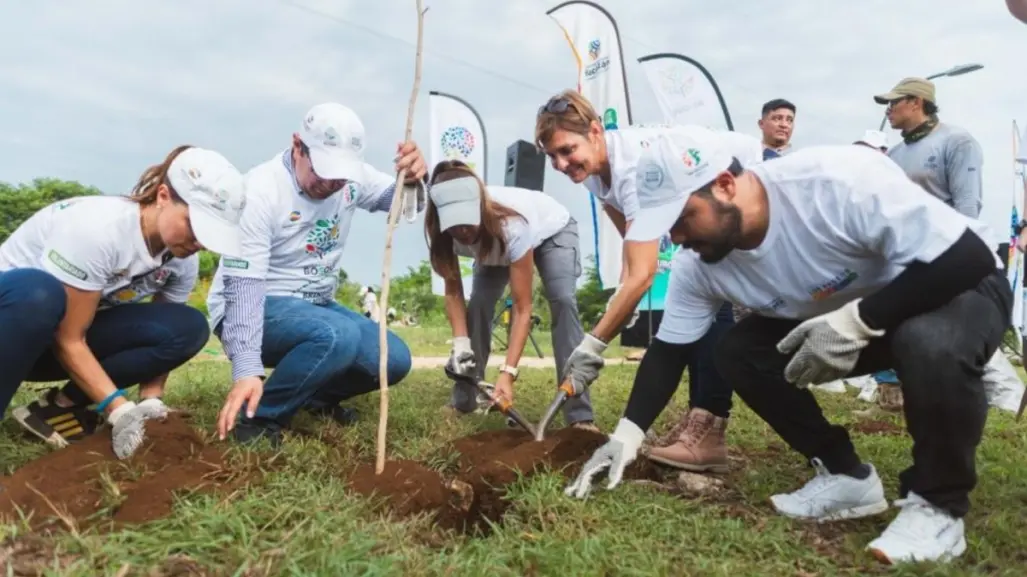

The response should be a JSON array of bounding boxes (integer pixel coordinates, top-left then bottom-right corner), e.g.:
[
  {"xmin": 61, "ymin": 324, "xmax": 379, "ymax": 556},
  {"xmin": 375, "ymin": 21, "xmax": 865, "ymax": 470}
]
[
  {"xmin": 223, "ymin": 258, "xmax": 250, "ymax": 270},
  {"xmin": 47, "ymin": 250, "xmax": 87, "ymax": 280}
]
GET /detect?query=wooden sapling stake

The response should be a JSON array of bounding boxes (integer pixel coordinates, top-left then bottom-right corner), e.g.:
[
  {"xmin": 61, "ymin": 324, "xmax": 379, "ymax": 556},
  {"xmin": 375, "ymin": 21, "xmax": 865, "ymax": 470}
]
[{"xmin": 376, "ymin": 0, "xmax": 427, "ymax": 475}]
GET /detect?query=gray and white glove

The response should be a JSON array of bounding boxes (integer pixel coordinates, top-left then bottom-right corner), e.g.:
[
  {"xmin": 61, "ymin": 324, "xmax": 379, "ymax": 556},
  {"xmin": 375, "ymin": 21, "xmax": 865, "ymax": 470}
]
[
  {"xmin": 776, "ymin": 299, "xmax": 884, "ymax": 388},
  {"xmin": 561, "ymin": 334, "xmax": 608, "ymax": 396},
  {"xmin": 108, "ymin": 401, "xmax": 164, "ymax": 460},
  {"xmin": 565, "ymin": 418, "xmax": 645, "ymax": 498},
  {"xmin": 444, "ymin": 336, "xmax": 477, "ymax": 380}
]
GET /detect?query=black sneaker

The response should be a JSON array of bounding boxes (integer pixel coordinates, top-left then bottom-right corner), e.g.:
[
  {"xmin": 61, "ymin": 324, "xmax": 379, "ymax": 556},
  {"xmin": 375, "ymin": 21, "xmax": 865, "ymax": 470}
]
[
  {"xmin": 306, "ymin": 403, "xmax": 359, "ymax": 426},
  {"xmin": 232, "ymin": 416, "xmax": 284, "ymax": 449},
  {"xmin": 12, "ymin": 388, "xmax": 101, "ymax": 448}
]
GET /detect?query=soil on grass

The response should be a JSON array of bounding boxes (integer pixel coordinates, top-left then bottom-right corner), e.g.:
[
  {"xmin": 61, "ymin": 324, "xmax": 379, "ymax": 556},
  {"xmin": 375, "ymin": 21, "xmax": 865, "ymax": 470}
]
[
  {"xmin": 347, "ymin": 427, "xmax": 661, "ymax": 535},
  {"xmin": 0, "ymin": 413, "xmax": 262, "ymax": 530},
  {"xmin": 851, "ymin": 419, "xmax": 904, "ymax": 436}
]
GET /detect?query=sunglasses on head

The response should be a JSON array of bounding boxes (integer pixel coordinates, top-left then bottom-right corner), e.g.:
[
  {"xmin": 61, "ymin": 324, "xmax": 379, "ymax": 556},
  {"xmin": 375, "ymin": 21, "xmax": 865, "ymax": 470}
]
[{"xmin": 537, "ymin": 97, "xmax": 571, "ymax": 117}]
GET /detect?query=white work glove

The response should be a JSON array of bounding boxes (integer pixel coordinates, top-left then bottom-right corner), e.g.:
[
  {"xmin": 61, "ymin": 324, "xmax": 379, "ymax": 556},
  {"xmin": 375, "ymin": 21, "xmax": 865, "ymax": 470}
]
[
  {"xmin": 138, "ymin": 397, "xmax": 171, "ymax": 419},
  {"xmin": 565, "ymin": 418, "xmax": 645, "ymax": 498},
  {"xmin": 108, "ymin": 401, "xmax": 165, "ymax": 460},
  {"xmin": 562, "ymin": 334, "xmax": 608, "ymax": 395},
  {"xmin": 444, "ymin": 336, "xmax": 477, "ymax": 380},
  {"xmin": 606, "ymin": 284, "xmax": 639, "ymax": 329},
  {"xmin": 776, "ymin": 299, "xmax": 884, "ymax": 388}
]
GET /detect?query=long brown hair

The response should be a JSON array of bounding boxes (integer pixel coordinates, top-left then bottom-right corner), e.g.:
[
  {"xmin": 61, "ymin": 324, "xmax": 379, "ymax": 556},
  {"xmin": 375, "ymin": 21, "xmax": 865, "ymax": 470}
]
[
  {"xmin": 424, "ymin": 160, "xmax": 526, "ymax": 281},
  {"xmin": 534, "ymin": 89, "xmax": 602, "ymax": 150},
  {"xmin": 128, "ymin": 144, "xmax": 193, "ymax": 205}
]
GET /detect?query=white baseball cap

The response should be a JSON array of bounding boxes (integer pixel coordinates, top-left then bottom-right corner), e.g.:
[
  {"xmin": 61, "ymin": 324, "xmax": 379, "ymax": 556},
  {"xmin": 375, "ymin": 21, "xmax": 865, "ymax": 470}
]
[
  {"xmin": 855, "ymin": 129, "xmax": 889, "ymax": 151},
  {"xmin": 166, "ymin": 147, "xmax": 246, "ymax": 257},
  {"xmin": 429, "ymin": 176, "xmax": 482, "ymax": 232},
  {"xmin": 626, "ymin": 125, "xmax": 737, "ymax": 243},
  {"xmin": 298, "ymin": 102, "xmax": 368, "ymax": 182}
]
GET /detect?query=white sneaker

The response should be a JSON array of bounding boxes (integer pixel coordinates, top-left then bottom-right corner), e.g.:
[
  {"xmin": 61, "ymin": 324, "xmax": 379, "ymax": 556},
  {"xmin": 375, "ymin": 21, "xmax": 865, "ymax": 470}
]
[
  {"xmin": 866, "ymin": 491, "xmax": 967, "ymax": 564},
  {"xmin": 770, "ymin": 458, "xmax": 889, "ymax": 522}
]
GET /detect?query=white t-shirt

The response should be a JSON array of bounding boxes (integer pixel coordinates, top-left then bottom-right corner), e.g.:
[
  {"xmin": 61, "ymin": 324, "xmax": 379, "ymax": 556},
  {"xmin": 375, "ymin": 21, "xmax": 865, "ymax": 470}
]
[
  {"xmin": 655, "ymin": 145, "xmax": 999, "ymax": 345},
  {"xmin": 583, "ymin": 124, "xmax": 764, "ymax": 229},
  {"xmin": 452, "ymin": 185, "xmax": 571, "ymax": 266},
  {"xmin": 0, "ymin": 196, "xmax": 198, "ymax": 309},
  {"xmin": 206, "ymin": 151, "xmax": 395, "ymax": 327}
]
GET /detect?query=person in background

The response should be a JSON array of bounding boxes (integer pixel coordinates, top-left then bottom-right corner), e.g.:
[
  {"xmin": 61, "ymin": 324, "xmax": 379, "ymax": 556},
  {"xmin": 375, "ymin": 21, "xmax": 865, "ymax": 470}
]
[
  {"xmin": 874, "ymin": 77, "xmax": 1025, "ymax": 413},
  {"xmin": 565, "ymin": 141, "xmax": 1008, "ymax": 565},
  {"xmin": 426, "ymin": 159, "xmax": 596, "ymax": 429},
  {"xmin": 759, "ymin": 98, "xmax": 796, "ymax": 160},
  {"xmin": 208, "ymin": 102, "xmax": 427, "ymax": 446},
  {"xmin": 359, "ymin": 286, "xmax": 379, "ymax": 321},
  {"xmin": 535, "ymin": 90, "xmax": 764, "ymax": 473},
  {"xmin": 1, "ymin": 146, "xmax": 246, "ymax": 458}
]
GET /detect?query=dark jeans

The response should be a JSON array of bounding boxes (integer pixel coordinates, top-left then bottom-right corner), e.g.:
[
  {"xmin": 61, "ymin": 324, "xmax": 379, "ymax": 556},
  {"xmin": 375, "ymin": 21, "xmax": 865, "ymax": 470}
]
[
  {"xmin": 688, "ymin": 301, "xmax": 735, "ymax": 417},
  {"xmin": 219, "ymin": 296, "xmax": 412, "ymax": 425},
  {"xmin": 716, "ymin": 271, "xmax": 1011, "ymax": 518},
  {"xmin": 0, "ymin": 268, "xmax": 209, "ymax": 413},
  {"xmin": 0, "ymin": 269, "xmax": 67, "ymax": 415},
  {"xmin": 34, "ymin": 302, "xmax": 210, "ymax": 406}
]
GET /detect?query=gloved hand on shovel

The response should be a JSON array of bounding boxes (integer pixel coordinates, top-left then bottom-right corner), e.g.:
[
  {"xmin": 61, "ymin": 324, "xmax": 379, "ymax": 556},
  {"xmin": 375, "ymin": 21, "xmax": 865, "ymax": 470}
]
[
  {"xmin": 109, "ymin": 400, "xmax": 168, "ymax": 459},
  {"xmin": 444, "ymin": 336, "xmax": 477, "ymax": 381},
  {"xmin": 561, "ymin": 334, "xmax": 608, "ymax": 395}
]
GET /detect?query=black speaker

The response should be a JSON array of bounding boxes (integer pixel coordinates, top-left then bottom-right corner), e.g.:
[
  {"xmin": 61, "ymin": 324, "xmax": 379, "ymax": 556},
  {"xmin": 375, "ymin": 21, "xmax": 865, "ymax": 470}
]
[{"xmin": 505, "ymin": 140, "xmax": 546, "ymax": 191}]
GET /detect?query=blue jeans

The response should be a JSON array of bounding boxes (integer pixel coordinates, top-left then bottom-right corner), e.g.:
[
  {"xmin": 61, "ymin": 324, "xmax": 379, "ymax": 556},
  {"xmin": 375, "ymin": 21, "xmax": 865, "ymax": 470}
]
[
  {"xmin": 0, "ymin": 269, "xmax": 67, "ymax": 414},
  {"xmin": 688, "ymin": 301, "xmax": 735, "ymax": 417},
  {"xmin": 38, "ymin": 302, "xmax": 210, "ymax": 406},
  {"xmin": 248, "ymin": 296, "xmax": 412, "ymax": 424},
  {"xmin": 0, "ymin": 268, "xmax": 209, "ymax": 413}
]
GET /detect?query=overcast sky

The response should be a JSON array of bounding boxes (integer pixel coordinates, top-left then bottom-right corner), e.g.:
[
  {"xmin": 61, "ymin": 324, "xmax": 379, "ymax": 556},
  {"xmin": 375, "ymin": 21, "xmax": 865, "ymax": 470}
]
[{"xmin": 2, "ymin": 0, "xmax": 1025, "ymax": 286}]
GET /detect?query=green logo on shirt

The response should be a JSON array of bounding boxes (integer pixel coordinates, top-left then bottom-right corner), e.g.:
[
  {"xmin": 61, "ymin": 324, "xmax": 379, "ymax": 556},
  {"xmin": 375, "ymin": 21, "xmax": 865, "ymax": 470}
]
[
  {"xmin": 224, "ymin": 258, "xmax": 249, "ymax": 270},
  {"xmin": 47, "ymin": 250, "xmax": 87, "ymax": 280}
]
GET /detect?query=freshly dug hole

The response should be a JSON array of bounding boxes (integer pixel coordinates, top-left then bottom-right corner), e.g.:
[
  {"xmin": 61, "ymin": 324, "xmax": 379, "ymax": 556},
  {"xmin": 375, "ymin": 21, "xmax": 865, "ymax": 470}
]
[
  {"xmin": 0, "ymin": 413, "xmax": 263, "ymax": 530},
  {"xmin": 347, "ymin": 427, "xmax": 660, "ymax": 535}
]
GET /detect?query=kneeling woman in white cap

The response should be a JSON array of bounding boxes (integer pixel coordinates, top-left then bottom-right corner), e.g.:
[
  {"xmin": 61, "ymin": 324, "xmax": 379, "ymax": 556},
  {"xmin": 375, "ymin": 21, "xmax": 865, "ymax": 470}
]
[
  {"xmin": 0, "ymin": 145, "xmax": 247, "ymax": 459},
  {"xmin": 426, "ymin": 160, "xmax": 596, "ymax": 430}
]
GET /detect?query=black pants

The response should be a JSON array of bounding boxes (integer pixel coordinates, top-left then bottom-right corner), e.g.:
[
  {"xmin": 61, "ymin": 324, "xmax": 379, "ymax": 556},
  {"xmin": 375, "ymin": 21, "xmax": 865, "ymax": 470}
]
[
  {"xmin": 688, "ymin": 301, "xmax": 735, "ymax": 417},
  {"xmin": 716, "ymin": 271, "xmax": 1012, "ymax": 518}
]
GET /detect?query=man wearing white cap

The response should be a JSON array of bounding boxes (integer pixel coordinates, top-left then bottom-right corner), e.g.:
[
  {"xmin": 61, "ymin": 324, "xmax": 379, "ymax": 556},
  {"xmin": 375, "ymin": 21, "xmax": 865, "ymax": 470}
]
[
  {"xmin": 564, "ymin": 137, "xmax": 1009, "ymax": 565},
  {"xmin": 208, "ymin": 102, "xmax": 428, "ymax": 445}
]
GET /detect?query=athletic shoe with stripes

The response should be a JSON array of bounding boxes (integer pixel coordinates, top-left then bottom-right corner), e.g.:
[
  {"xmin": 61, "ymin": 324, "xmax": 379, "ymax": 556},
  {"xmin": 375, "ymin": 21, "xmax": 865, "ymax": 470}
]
[{"xmin": 11, "ymin": 387, "xmax": 101, "ymax": 448}]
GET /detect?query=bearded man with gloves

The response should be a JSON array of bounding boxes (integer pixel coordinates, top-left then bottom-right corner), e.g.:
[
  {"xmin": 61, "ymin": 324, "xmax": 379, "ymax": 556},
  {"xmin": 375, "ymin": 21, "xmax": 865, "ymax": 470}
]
[{"xmin": 564, "ymin": 139, "xmax": 1009, "ymax": 566}]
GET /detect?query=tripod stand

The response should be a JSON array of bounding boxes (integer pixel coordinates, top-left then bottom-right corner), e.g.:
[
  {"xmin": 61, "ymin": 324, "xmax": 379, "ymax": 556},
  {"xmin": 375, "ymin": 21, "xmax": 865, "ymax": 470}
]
[{"xmin": 490, "ymin": 296, "xmax": 545, "ymax": 358}]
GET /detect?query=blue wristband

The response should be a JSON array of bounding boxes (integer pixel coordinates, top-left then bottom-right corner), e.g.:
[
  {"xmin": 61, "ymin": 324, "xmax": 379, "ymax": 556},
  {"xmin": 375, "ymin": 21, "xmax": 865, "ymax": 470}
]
[{"xmin": 95, "ymin": 389, "xmax": 126, "ymax": 413}]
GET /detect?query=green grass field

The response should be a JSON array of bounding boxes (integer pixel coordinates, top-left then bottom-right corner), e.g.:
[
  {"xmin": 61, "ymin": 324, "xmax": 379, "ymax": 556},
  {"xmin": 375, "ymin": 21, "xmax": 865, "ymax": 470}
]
[{"xmin": 2, "ymin": 332, "xmax": 1026, "ymax": 576}]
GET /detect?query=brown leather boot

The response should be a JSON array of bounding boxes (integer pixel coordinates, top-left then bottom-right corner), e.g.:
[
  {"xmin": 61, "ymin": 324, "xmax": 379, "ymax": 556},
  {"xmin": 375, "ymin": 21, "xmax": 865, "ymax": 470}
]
[
  {"xmin": 646, "ymin": 408, "xmax": 729, "ymax": 473},
  {"xmin": 650, "ymin": 408, "xmax": 693, "ymax": 448}
]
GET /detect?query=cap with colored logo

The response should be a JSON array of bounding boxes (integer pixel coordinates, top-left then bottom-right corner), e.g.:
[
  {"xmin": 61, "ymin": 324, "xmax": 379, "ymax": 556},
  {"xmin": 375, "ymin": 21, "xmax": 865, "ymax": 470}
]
[
  {"xmin": 873, "ymin": 77, "xmax": 936, "ymax": 105},
  {"xmin": 854, "ymin": 129, "xmax": 889, "ymax": 150},
  {"xmin": 298, "ymin": 102, "xmax": 368, "ymax": 183},
  {"xmin": 166, "ymin": 147, "xmax": 247, "ymax": 257},
  {"xmin": 626, "ymin": 126, "xmax": 738, "ymax": 243}
]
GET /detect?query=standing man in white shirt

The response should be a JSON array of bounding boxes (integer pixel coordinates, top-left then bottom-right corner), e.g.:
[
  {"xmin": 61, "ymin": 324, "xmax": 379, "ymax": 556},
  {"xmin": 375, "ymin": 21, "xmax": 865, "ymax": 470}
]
[
  {"xmin": 563, "ymin": 140, "xmax": 1009, "ymax": 565},
  {"xmin": 208, "ymin": 102, "xmax": 428, "ymax": 446}
]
